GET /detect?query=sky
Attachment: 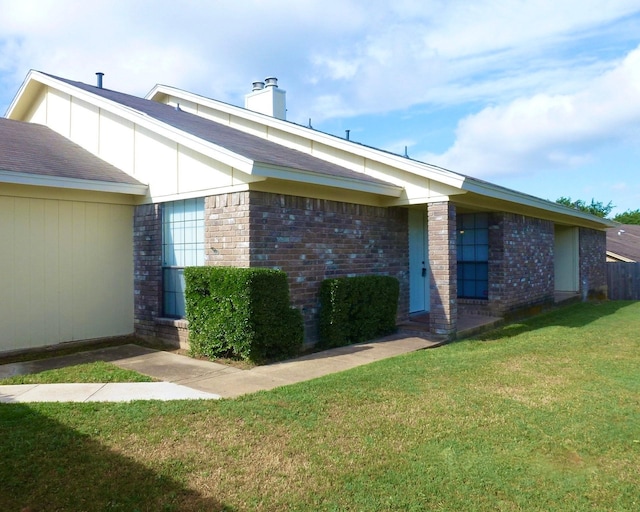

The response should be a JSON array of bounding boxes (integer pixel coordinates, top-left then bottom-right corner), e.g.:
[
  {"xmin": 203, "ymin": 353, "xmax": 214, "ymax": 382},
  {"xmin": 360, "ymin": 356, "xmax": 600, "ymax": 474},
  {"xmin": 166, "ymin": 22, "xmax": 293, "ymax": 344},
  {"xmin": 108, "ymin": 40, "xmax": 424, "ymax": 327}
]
[{"xmin": 1, "ymin": 0, "xmax": 639, "ymax": 215}]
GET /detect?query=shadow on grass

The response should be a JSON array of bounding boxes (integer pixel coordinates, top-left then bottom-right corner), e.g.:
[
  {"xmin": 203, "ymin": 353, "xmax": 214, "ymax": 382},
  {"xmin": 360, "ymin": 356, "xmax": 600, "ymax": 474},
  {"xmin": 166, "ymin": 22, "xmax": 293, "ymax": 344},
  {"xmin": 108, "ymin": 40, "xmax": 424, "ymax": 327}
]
[
  {"xmin": 476, "ymin": 300, "xmax": 637, "ymax": 341},
  {"xmin": 0, "ymin": 403, "xmax": 231, "ymax": 512}
]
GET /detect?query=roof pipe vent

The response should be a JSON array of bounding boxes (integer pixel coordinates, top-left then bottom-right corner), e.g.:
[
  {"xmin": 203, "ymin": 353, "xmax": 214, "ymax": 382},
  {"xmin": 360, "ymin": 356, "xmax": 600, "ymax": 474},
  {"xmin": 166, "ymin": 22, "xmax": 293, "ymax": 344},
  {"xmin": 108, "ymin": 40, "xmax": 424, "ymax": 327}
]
[
  {"xmin": 252, "ymin": 81, "xmax": 265, "ymax": 91},
  {"xmin": 96, "ymin": 72, "xmax": 104, "ymax": 89},
  {"xmin": 264, "ymin": 77, "xmax": 278, "ymax": 88}
]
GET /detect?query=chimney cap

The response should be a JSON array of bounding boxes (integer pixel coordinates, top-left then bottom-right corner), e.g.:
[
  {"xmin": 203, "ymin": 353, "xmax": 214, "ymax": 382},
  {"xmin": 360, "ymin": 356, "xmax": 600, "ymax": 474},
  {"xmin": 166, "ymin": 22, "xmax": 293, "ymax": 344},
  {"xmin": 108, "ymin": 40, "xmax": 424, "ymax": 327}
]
[
  {"xmin": 264, "ymin": 76, "xmax": 278, "ymax": 88},
  {"xmin": 252, "ymin": 81, "xmax": 265, "ymax": 91}
]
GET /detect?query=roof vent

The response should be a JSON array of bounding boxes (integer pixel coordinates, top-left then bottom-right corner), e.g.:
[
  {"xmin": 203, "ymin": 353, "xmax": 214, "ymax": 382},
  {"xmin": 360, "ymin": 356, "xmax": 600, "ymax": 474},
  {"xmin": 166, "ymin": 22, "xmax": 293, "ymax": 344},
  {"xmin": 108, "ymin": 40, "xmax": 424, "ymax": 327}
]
[
  {"xmin": 252, "ymin": 81, "xmax": 265, "ymax": 91},
  {"xmin": 96, "ymin": 72, "xmax": 104, "ymax": 89},
  {"xmin": 264, "ymin": 77, "xmax": 278, "ymax": 88}
]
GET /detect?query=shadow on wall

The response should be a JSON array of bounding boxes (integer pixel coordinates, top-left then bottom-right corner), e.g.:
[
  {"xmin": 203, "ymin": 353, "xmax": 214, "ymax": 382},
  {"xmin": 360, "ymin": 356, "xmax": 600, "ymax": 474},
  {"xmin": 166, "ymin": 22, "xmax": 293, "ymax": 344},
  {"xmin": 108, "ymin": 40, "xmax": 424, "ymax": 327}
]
[
  {"xmin": 0, "ymin": 403, "xmax": 229, "ymax": 511},
  {"xmin": 475, "ymin": 301, "xmax": 634, "ymax": 342}
]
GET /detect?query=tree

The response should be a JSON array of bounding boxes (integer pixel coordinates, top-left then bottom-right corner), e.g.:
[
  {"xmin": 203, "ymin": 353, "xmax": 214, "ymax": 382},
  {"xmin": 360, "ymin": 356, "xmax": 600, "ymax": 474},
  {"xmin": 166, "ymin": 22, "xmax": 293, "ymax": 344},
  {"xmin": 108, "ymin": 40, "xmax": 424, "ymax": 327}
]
[
  {"xmin": 555, "ymin": 197, "xmax": 615, "ymax": 218},
  {"xmin": 613, "ymin": 209, "xmax": 640, "ymax": 225}
]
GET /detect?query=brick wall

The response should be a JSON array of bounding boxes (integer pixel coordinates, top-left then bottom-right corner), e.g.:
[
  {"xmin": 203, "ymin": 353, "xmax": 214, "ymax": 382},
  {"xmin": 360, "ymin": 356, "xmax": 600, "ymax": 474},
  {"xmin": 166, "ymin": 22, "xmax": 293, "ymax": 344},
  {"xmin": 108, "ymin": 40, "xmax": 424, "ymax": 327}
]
[
  {"xmin": 427, "ymin": 202, "xmax": 457, "ymax": 336},
  {"xmin": 579, "ymin": 228, "xmax": 607, "ymax": 298},
  {"xmin": 133, "ymin": 203, "xmax": 162, "ymax": 340},
  {"xmin": 489, "ymin": 212, "xmax": 555, "ymax": 314},
  {"xmin": 247, "ymin": 192, "xmax": 409, "ymax": 341},
  {"xmin": 205, "ymin": 192, "xmax": 251, "ymax": 267}
]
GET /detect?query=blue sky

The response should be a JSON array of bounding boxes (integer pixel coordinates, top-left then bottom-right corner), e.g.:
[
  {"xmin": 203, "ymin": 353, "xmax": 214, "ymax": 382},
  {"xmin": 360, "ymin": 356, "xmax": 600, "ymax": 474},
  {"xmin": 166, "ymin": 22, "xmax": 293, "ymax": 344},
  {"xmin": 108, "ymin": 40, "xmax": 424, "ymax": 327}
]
[{"xmin": 1, "ymin": 0, "xmax": 639, "ymax": 214}]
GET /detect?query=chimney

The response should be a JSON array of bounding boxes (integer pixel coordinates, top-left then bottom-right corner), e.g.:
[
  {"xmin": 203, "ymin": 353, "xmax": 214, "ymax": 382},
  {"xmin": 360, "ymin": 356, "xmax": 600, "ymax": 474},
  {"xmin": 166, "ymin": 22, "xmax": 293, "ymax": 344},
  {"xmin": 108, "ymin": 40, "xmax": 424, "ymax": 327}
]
[
  {"xmin": 244, "ymin": 76, "xmax": 286, "ymax": 120},
  {"xmin": 96, "ymin": 72, "xmax": 104, "ymax": 89}
]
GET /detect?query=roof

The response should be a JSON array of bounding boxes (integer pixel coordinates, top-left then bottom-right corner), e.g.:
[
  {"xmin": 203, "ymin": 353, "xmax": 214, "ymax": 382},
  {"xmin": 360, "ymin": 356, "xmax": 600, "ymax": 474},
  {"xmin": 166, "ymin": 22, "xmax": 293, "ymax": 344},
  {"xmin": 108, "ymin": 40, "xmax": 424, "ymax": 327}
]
[
  {"xmin": 0, "ymin": 117, "xmax": 146, "ymax": 195},
  {"xmin": 44, "ymin": 74, "xmax": 398, "ymax": 192},
  {"xmin": 2, "ymin": 71, "xmax": 617, "ymax": 229},
  {"xmin": 607, "ymin": 224, "xmax": 640, "ymax": 262}
]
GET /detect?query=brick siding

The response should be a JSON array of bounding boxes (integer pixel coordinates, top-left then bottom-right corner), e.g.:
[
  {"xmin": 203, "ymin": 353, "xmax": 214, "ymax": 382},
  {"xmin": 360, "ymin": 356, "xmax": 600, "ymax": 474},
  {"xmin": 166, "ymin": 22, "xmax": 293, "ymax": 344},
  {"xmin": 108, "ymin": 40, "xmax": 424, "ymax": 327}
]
[
  {"xmin": 427, "ymin": 202, "xmax": 457, "ymax": 336},
  {"xmin": 134, "ymin": 191, "xmax": 409, "ymax": 345},
  {"xmin": 247, "ymin": 192, "xmax": 409, "ymax": 342},
  {"xmin": 579, "ymin": 228, "xmax": 607, "ymax": 298},
  {"xmin": 488, "ymin": 212, "xmax": 555, "ymax": 315}
]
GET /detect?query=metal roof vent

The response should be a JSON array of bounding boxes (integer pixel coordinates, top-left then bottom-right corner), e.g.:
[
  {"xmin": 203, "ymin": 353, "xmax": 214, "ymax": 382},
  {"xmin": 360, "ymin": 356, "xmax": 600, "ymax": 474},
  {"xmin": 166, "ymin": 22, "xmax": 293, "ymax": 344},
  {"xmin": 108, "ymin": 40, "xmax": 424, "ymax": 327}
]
[
  {"xmin": 96, "ymin": 72, "xmax": 104, "ymax": 89},
  {"xmin": 252, "ymin": 81, "xmax": 265, "ymax": 91},
  {"xmin": 264, "ymin": 77, "xmax": 278, "ymax": 88}
]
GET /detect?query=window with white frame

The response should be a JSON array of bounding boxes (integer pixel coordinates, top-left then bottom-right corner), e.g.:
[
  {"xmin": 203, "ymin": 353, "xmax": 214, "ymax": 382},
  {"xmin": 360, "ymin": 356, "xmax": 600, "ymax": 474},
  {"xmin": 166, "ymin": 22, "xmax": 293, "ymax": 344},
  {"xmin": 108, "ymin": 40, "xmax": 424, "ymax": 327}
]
[{"xmin": 162, "ymin": 198, "xmax": 205, "ymax": 318}]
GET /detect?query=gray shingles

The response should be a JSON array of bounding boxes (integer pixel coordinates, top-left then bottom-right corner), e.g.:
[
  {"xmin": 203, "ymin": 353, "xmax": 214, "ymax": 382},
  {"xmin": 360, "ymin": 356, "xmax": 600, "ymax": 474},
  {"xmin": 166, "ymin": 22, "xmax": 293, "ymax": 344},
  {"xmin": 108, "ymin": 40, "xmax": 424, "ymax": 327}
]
[
  {"xmin": 0, "ymin": 117, "xmax": 143, "ymax": 186},
  {"xmin": 607, "ymin": 225, "xmax": 640, "ymax": 262},
  {"xmin": 47, "ymin": 74, "xmax": 396, "ymax": 188}
]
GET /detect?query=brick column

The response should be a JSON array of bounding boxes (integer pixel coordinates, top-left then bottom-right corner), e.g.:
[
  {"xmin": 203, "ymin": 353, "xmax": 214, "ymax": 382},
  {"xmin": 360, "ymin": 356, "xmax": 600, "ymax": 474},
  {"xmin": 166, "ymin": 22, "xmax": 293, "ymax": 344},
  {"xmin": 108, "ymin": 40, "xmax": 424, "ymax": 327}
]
[
  {"xmin": 133, "ymin": 203, "xmax": 162, "ymax": 339},
  {"xmin": 428, "ymin": 201, "xmax": 457, "ymax": 337}
]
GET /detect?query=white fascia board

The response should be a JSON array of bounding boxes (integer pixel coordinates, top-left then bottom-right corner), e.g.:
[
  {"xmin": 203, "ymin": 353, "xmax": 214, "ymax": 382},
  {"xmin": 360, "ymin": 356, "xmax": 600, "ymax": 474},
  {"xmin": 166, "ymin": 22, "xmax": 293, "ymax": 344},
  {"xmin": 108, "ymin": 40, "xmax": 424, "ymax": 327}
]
[
  {"xmin": 460, "ymin": 177, "xmax": 617, "ymax": 228},
  {"xmin": 20, "ymin": 72, "xmax": 256, "ymax": 176},
  {"xmin": 5, "ymin": 70, "xmax": 37, "ymax": 117},
  {"xmin": 0, "ymin": 170, "xmax": 148, "ymax": 195},
  {"xmin": 606, "ymin": 251, "xmax": 634, "ymax": 262},
  {"xmin": 252, "ymin": 163, "xmax": 403, "ymax": 198},
  {"xmin": 147, "ymin": 85, "xmax": 468, "ymax": 188}
]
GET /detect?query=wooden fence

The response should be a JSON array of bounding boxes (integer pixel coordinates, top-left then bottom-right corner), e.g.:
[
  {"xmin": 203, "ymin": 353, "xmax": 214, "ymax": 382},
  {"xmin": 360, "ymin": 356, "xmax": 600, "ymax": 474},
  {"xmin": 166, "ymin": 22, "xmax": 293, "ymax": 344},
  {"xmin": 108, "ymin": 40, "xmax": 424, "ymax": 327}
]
[{"xmin": 607, "ymin": 262, "xmax": 640, "ymax": 300}]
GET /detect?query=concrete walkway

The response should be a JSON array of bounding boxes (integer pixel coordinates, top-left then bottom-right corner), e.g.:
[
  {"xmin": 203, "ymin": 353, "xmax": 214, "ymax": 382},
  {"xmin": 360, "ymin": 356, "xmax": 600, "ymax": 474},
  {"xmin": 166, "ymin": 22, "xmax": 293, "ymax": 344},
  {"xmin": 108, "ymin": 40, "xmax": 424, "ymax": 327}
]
[{"xmin": 0, "ymin": 335, "xmax": 443, "ymax": 403}]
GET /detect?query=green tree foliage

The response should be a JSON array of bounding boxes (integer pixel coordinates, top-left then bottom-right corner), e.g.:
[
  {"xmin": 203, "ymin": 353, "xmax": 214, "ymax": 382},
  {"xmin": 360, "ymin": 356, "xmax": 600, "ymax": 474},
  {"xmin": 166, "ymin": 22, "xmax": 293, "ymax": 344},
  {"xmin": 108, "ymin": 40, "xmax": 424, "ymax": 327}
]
[
  {"xmin": 556, "ymin": 197, "xmax": 615, "ymax": 218},
  {"xmin": 613, "ymin": 209, "xmax": 640, "ymax": 225}
]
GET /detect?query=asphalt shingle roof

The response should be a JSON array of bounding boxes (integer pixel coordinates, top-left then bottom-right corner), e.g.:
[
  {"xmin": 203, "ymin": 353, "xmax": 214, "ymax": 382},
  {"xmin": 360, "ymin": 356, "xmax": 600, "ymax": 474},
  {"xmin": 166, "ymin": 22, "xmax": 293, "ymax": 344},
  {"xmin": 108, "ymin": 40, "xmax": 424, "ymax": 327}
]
[
  {"xmin": 47, "ymin": 74, "xmax": 396, "ymax": 189},
  {"xmin": 0, "ymin": 117, "xmax": 143, "ymax": 186},
  {"xmin": 607, "ymin": 224, "xmax": 640, "ymax": 262}
]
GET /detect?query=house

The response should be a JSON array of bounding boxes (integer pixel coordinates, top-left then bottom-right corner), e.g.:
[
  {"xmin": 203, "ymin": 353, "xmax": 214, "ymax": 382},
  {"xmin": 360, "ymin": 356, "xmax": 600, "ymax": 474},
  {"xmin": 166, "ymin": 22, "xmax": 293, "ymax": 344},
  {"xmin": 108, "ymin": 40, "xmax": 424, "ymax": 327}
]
[
  {"xmin": 606, "ymin": 225, "xmax": 640, "ymax": 262},
  {"xmin": 0, "ymin": 70, "xmax": 615, "ymax": 354}
]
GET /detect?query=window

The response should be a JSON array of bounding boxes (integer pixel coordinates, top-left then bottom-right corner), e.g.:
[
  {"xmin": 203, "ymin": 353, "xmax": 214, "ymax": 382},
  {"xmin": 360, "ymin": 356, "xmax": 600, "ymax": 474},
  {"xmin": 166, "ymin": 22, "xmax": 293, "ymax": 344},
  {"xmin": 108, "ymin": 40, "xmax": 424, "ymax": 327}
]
[
  {"xmin": 457, "ymin": 213, "xmax": 489, "ymax": 299},
  {"xmin": 162, "ymin": 198, "xmax": 205, "ymax": 317}
]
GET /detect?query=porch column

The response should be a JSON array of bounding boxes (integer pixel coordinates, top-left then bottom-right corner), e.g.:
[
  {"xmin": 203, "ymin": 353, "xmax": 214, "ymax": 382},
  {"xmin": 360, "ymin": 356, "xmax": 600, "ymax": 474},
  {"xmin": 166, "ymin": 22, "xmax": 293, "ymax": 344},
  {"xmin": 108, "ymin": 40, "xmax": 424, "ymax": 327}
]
[{"xmin": 427, "ymin": 201, "xmax": 457, "ymax": 337}]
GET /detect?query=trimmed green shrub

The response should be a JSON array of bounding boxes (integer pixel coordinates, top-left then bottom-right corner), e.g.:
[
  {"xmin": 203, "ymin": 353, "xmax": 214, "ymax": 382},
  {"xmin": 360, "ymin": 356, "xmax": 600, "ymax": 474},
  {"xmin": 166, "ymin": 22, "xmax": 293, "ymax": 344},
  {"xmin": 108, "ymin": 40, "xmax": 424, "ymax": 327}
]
[
  {"xmin": 319, "ymin": 275, "xmax": 399, "ymax": 348},
  {"xmin": 184, "ymin": 267, "xmax": 303, "ymax": 363}
]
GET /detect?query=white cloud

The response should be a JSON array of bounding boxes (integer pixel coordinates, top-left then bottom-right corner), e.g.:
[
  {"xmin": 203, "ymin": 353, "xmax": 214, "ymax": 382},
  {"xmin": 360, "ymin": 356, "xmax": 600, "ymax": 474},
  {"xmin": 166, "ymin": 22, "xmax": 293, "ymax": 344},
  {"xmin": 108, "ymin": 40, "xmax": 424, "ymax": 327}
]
[{"xmin": 425, "ymin": 45, "xmax": 640, "ymax": 177}]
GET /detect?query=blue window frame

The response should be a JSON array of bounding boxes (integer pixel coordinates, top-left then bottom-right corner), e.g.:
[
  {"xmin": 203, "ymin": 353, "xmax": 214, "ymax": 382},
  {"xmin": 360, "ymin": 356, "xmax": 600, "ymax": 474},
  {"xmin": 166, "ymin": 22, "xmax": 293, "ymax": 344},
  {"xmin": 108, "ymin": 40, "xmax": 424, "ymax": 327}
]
[
  {"xmin": 457, "ymin": 213, "xmax": 489, "ymax": 299},
  {"xmin": 162, "ymin": 198, "xmax": 205, "ymax": 318}
]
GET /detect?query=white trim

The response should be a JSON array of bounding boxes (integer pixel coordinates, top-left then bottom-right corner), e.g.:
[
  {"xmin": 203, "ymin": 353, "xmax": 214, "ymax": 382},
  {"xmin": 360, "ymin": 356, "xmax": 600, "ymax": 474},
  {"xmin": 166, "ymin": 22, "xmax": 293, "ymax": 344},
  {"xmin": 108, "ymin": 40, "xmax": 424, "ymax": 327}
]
[
  {"xmin": 606, "ymin": 251, "xmax": 635, "ymax": 263},
  {"xmin": 0, "ymin": 169, "xmax": 148, "ymax": 195}
]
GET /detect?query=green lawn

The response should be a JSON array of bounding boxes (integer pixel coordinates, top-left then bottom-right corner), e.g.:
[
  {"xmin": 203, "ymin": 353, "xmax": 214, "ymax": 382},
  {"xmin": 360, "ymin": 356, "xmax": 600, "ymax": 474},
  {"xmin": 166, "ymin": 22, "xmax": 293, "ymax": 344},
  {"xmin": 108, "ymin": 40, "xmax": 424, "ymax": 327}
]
[
  {"xmin": 0, "ymin": 361, "xmax": 155, "ymax": 384},
  {"xmin": 1, "ymin": 301, "xmax": 638, "ymax": 511}
]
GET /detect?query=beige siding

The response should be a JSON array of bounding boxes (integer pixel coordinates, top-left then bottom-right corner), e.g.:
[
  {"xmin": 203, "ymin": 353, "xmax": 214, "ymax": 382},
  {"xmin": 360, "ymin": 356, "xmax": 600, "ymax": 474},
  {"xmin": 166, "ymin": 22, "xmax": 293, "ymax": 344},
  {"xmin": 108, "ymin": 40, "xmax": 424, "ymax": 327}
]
[
  {"xmin": 0, "ymin": 193, "xmax": 134, "ymax": 352},
  {"xmin": 554, "ymin": 225, "xmax": 579, "ymax": 292}
]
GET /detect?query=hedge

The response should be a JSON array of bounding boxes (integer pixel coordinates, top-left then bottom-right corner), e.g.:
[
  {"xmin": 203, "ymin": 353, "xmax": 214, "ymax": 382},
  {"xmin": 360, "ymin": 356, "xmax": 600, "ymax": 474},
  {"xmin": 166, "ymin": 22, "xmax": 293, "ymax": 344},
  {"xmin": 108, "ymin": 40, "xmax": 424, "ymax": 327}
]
[
  {"xmin": 184, "ymin": 267, "xmax": 303, "ymax": 363},
  {"xmin": 319, "ymin": 275, "xmax": 399, "ymax": 348}
]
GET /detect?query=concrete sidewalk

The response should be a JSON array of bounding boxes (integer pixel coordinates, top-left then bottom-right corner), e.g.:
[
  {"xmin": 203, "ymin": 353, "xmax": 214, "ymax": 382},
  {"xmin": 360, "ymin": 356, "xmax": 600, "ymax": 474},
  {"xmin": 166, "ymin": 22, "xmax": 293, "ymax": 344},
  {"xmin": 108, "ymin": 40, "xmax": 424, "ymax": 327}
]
[{"xmin": 0, "ymin": 334, "xmax": 443, "ymax": 403}]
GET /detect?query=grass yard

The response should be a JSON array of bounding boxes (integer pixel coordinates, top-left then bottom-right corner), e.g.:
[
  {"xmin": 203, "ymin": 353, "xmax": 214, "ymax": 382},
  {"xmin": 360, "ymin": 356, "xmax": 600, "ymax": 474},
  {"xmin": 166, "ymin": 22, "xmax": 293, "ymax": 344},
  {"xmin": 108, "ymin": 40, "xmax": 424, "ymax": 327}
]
[
  {"xmin": 1, "ymin": 301, "xmax": 639, "ymax": 511},
  {"xmin": 0, "ymin": 361, "xmax": 155, "ymax": 384}
]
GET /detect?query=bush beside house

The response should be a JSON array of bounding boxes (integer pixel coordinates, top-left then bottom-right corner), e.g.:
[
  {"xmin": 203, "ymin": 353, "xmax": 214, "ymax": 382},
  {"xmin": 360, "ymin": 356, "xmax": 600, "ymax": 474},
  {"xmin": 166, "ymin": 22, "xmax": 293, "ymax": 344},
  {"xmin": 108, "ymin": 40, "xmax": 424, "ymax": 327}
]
[
  {"xmin": 184, "ymin": 267, "xmax": 303, "ymax": 363},
  {"xmin": 319, "ymin": 275, "xmax": 399, "ymax": 348}
]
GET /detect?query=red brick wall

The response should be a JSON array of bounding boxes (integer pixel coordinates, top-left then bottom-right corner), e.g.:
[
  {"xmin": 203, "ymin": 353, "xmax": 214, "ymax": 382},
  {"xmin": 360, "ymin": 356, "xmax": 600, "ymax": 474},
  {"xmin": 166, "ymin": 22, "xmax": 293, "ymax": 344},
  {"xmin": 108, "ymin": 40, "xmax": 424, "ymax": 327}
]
[
  {"xmin": 427, "ymin": 202, "xmax": 457, "ymax": 336},
  {"xmin": 205, "ymin": 192, "xmax": 251, "ymax": 267},
  {"xmin": 247, "ymin": 192, "xmax": 409, "ymax": 341},
  {"xmin": 579, "ymin": 228, "xmax": 607, "ymax": 298},
  {"xmin": 489, "ymin": 212, "xmax": 555, "ymax": 314},
  {"xmin": 133, "ymin": 203, "xmax": 162, "ymax": 340}
]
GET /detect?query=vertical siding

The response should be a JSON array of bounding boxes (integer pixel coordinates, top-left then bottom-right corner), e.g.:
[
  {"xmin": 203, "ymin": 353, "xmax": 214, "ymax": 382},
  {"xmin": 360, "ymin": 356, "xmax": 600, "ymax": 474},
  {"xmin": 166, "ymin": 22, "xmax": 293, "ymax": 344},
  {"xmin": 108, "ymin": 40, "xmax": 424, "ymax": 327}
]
[{"xmin": 0, "ymin": 196, "xmax": 134, "ymax": 352}]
